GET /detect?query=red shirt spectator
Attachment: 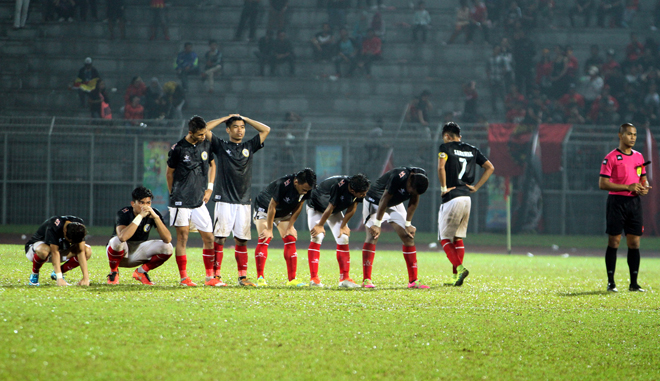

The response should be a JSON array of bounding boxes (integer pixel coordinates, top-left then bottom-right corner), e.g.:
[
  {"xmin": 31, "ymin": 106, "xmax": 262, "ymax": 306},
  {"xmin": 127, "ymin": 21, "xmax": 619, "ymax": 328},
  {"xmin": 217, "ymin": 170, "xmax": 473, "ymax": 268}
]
[
  {"xmin": 124, "ymin": 96, "xmax": 144, "ymax": 125},
  {"xmin": 558, "ymin": 87, "xmax": 585, "ymax": 115},
  {"xmin": 589, "ymin": 93, "xmax": 619, "ymax": 121},
  {"xmin": 470, "ymin": 0, "xmax": 488, "ymax": 22},
  {"xmin": 362, "ymin": 34, "xmax": 382, "ymax": 56},
  {"xmin": 626, "ymin": 40, "xmax": 644, "ymax": 62},
  {"xmin": 506, "ymin": 105, "xmax": 526, "ymax": 123},
  {"xmin": 124, "ymin": 77, "xmax": 147, "ymax": 104}
]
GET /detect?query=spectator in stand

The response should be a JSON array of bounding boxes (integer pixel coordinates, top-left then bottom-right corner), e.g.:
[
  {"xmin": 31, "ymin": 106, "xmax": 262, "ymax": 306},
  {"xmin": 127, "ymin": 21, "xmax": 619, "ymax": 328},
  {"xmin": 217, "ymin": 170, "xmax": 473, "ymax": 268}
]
[
  {"xmin": 405, "ymin": 90, "xmax": 433, "ymax": 125},
  {"xmin": 174, "ymin": 42, "xmax": 199, "ymax": 92},
  {"xmin": 54, "ymin": 0, "xmax": 76, "ymax": 22},
  {"xmin": 504, "ymin": 83, "xmax": 526, "ymax": 112},
  {"xmin": 267, "ymin": 0, "xmax": 288, "ymax": 33},
  {"xmin": 333, "ymin": 27, "xmax": 358, "ymax": 77},
  {"xmin": 597, "ymin": 0, "xmax": 623, "ymax": 28},
  {"xmin": 536, "ymin": 48, "xmax": 553, "ymax": 96},
  {"xmin": 445, "ymin": 0, "xmax": 471, "ymax": 44},
  {"xmin": 311, "ymin": 23, "xmax": 335, "ymax": 62},
  {"xmin": 589, "ymin": 85, "xmax": 619, "ymax": 124},
  {"xmin": 412, "ymin": 1, "xmax": 431, "ymax": 43},
  {"xmin": 486, "ymin": 45, "xmax": 506, "ymax": 113},
  {"xmin": 272, "ymin": 30, "xmax": 296, "ymax": 76},
  {"xmin": 77, "ymin": 0, "xmax": 98, "ymax": 21},
  {"xmin": 149, "ymin": 0, "xmax": 169, "ymax": 41},
  {"xmin": 639, "ymin": 48, "xmax": 658, "ymax": 71},
  {"xmin": 202, "ymin": 40, "xmax": 223, "ymax": 93},
  {"xmin": 463, "ymin": 81, "xmax": 479, "ymax": 122},
  {"xmin": 163, "ymin": 81, "xmax": 185, "ymax": 119},
  {"xmin": 352, "ymin": 28, "xmax": 382, "ymax": 78},
  {"xmin": 124, "ymin": 76, "xmax": 146, "ymax": 105},
  {"xmin": 584, "ymin": 44, "xmax": 604, "ymax": 75},
  {"xmin": 566, "ymin": 45, "xmax": 579, "ymax": 82},
  {"xmin": 468, "ymin": 0, "xmax": 490, "ymax": 44},
  {"xmin": 512, "ymin": 30, "xmax": 535, "ymax": 95},
  {"xmin": 623, "ymin": 32, "xmax": 644, "ymax": 72},
  {"xmin": 566, "ymin": 105, "xmax": 586, "ymax": 124},
  {"xmin": 549, "ymin": 44, "xmax": 570, "ymax": 99},
  {"xmin": 644, "ymin": 82, "xmax": 660, "ymax": 115},
  {"xmin": 601, "ymin": 48, "xmax": 621, "ymax": 79},
  {"xmin": 570, "ymin": 0, "xmax": 594, "ymax": 27},
  {"xmin": 13, "ymin": 0, "xmax": 30, "ymax": 29},
  {"xmin": 107, "ymin": 0, "xmax": 125, "ymax": 39},
  {"xmin": 506, "ymin": 101, "xmax": 526, "ymax": 123},
  {"xmin": 371, "ymin": 11, "xmax": 386, "ymax": 40},
  {"xmin": 353, "ymin": 11, "xmax": 370, "ymax": 46},
  {"xmin": 89, "ymin": 79, "xmax": 110, "ymax": 119},
  {"xmin": 255, "ymin": 30, "xmax": 275, "ymax": 76},
  {"xmin": 124, "ymin": 95, "xmax": 144, "ymax": 125},
  {"xmin": 504, "ymin": 0, "xmax": 522, "ymax": 33},
  {"xmin": 485, "ymin": 0, "xmax": 502, "ymax": 24},
  {"xmin": 144, "ymin": 77, "xmax": 168, "ymax": 120},
  {"xmin": 622, "ymin": 0, "xmax": 639, "ymax": 28},
  {"xmin": 73, "ymin": 57, "xmax": 100, "ymax": 108},
  {"xmin": 327, "ymin": 0, "xmax": 349, "ymax": 31},
  {"xmin": 584, "ymin": 66, "xmax": 605, "ymax": 112},
  {"xmin": 235, "ymin": 0, "xmax": 260, "ymax": 42},
  {"xmin": 558, "ymin": 83, "xmax": 585, "ymax": 117}
]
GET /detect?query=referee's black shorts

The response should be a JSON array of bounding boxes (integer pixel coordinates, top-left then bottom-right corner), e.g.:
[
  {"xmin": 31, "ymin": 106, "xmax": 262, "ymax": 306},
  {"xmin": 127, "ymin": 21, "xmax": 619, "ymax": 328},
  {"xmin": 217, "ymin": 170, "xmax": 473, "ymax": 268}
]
[{"xmin": 606, "ymin": 194, "xmax": 644, "ymax": 236}]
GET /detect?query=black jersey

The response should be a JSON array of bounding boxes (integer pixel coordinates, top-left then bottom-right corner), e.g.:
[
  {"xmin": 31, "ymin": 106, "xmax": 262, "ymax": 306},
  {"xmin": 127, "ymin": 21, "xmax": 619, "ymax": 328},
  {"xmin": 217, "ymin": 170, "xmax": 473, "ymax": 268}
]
[
  {"xmin": 25, "ymin": 215, "xmax": 84, "ymax": 253},
  {"xmin": 111, "ymin": 206, "xmax": 164, "ymax": 243},
  {"xmin": 254, "ymin": 174, "xmax": 310, "ymax": 218},
  {"xmin": 308, "ymin": 175, "xmax": 363, "ymax": 214},
  {"xmin": 365, "ymin": 167, "xmax": 426, "ymax": 207},
  {"xmin": 210, "ymin": 134, "xmax": 263, "ymax": 205},
  {"xmin": 167, "ymin": 137, "xmax": 214, "ymax": 209},
  {"xmin": 439, "ymin": 141, "xmax": 488, "ymax": 203}
]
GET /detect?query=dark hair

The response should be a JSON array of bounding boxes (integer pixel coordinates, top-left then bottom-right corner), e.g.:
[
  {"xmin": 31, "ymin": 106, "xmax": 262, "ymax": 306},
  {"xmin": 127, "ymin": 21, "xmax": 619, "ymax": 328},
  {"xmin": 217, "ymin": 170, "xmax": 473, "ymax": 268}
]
[
  {"xmin": 66, "ymin": 222, "xmax": 87, "ymax": 244},
  {"xmin": 410, "ymin": 173, "xmax": 429, "ymax": 195},
  {"xmin": 131, "ymin": 76, "xmax": 140, "ymax": 84},
  {"xmin": 295, "ymin": 168, "xmax": 317, "ymax": 187},
  {"xmin": 225, "ymin": 116, "xmax": 245, "ymax": 127},
  {"xmin": 442, "ymin": 121, "xmax": 461, "ymax": 138},
  {"xmin": 188, "ymin": 115, "xmax": 207, "ymax": 133},
  {"xmin": 349, "ymin": 173, "xmax": 370, "ymax": 193},
  {"xmin": 619, "ymin": 123, "xmax": 636, "ymax": 133},
  {"xmin": 132, "ymin": 186, "xmax": 154, "ymax": 202}
]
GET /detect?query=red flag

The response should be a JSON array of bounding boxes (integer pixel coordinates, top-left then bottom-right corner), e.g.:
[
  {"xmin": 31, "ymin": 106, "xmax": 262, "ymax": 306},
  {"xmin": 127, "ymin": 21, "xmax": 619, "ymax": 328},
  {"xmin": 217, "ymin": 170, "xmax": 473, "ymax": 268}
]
[
  {"xmin": 488, "ymin": 123, "xmax": 532, "ymax": 177},
  {"xmin": 643, "ymin": 128, "xmax": 660, "ymax": 235},
  {"xmin": 538, "ymin": 124, "xmax": 572, "ymax": 174}
]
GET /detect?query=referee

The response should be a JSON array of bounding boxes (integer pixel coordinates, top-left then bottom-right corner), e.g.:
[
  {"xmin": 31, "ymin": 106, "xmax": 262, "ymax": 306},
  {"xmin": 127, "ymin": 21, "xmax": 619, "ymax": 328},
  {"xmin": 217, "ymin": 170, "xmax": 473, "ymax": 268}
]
[{"xmin": 599, "ymin": 123, "xmax": 651, "ymax": 292}]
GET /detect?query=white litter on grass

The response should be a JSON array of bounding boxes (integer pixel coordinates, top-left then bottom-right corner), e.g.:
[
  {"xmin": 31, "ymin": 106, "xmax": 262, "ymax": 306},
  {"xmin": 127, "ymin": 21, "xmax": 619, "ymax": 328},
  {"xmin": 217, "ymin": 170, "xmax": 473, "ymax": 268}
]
[
  {"xmin": 551, "ymin": 244, "xmax": 559, "ymax": 251},
  {"xmin": 561, "ymin": 253, "xmax": 570, "ymax": 258},
  {"xmin": 527, "ymin": 252, "xmax": 534, "ymax": 257},
  {"xmin": 21, "ymin": 235, "xmax": 26, "ymax": 240},
  {"xmin": 429, "ymin": 242, "xmax": 438, "ymax": 249}
]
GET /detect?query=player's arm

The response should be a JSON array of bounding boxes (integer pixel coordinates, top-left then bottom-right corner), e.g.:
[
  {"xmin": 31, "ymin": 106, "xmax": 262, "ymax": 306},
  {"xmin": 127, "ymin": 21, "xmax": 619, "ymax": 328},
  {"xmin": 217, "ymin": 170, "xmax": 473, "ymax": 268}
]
[
  {"xmin": 339, "ymin": 202, "xmax": 358, "ymax": 237},
  {"xmin": 598, "ymin": 176, "xmax": 647, "ymax": 193},
  {"xmin": 259, "ymin": 198, "xmax": 278, "ymax": 240},
  {"xmin": 369, "ymin": 191, "xmax": 394, "ymax": 240},
  {"xmin": 149, "ymin": 208, "xmax": 172, "ymax": 243},
  {"xmin": 166, "ymin": 166, "xmax": 175, "ymax": 194},
  {"xmin": 204, "ymin": 158, "xmax": 216, "ymax": 203},
  {"xmin": 74, "ymin": 241, "xmax": 90, "ymax": 286},
  {"xmin": 403, "ymin": 193, "xmax": 420, "ymax": 239},
  {"xmin": 50, "ymin": 243, "xmax": 68, "ymax": 286},
  {"xmin": 285, "ymin": 201, "xmax": 305, "ymax": 239},
  {"xmin": 311, "ymin": 203, "xmax": 335, "ymax": 237},
  {"xmin": 437, "ymin": 153, "xmax": 455, "ymax": 196},
  {"xmin": 116, "ymin": 206, "xmax": 150, "ymax": 242},
  {"xmin": 204, "ymin": 114, "xmax": 240, "ymax": 140},
  {"xmin": 242, "ymin": 116, "xmax": 271, "ymax": 143},
  {"xmin": 467, "ymin": 160, "xmax": 495, "ymax": 193}
]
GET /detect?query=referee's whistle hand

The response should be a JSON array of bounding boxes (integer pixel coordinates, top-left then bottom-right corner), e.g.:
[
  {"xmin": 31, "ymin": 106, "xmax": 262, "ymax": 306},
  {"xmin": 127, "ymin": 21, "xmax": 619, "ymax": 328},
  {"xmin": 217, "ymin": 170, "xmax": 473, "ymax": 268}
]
[{"xmin": 628, "ymin": 183, "xmax": 646, "ymax": 193}]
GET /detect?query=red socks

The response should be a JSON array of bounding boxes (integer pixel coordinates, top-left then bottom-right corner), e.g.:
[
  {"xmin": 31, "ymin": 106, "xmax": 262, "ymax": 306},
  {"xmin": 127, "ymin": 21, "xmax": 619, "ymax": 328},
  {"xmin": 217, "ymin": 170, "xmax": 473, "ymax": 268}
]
[
  {"xmin": 283, "ymin": 235, "xmax": 297, "ymax": 281},
  {"xmin": 202, "ymin": 249, "xmax": 215, "ymax": 277},
  {"xmin": 213, "ymin": 242, "xmax": 223, "ymax": 277},
  {"xmin": 255, "ymin": 237, "xmax": 271, "ymax": 278},
  {"xmin": 107, "ymin": 247, "xmax": 124, "ymax": 272},
  {"xmin": 455, "ymin": 239, "xmax": 465, "ymax": 265},
  {"xmin": 336, "ymin": 244, "xmax": 351, "ymax": 281},
  {"xmin": 176, "ymin": 255, "xmax": 188, "ymax": 279},
  {"xmin": 308, "ymin": 242, "xmax": 321, "ymax": 279},
  {"xmin": 60, "ymin": 256, "xmax": 79, "ymax": 273},
  {"xmin": 142, "ymin": 254, "xmax": 172, "ymax": 272},
  {"xmin": 441, "ymin": 239, "xmax": 461, "ymax": 267},
  {"xmin": 235, "ymin": 245, "xmax": 248, "ymax": 277},
  {"xmin": 362, "ymin": 243, "xmax": 376, "ymax": 281},
  {"xmin": 403, "ymin": 245, "xmax": 418, "ymax": 283}
]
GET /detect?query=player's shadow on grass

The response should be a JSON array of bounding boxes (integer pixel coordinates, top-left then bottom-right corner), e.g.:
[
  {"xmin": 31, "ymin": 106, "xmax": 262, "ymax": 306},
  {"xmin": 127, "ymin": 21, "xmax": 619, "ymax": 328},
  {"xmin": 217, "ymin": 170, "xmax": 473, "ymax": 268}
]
[{"xmin": 556, "ymin": 290, "xmax": 612, "ymax": 297}]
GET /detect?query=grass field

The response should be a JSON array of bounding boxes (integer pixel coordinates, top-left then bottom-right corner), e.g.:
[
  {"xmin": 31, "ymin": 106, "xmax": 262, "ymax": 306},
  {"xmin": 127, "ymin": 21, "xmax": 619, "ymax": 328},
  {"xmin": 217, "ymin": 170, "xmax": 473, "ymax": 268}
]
[{"xmin": 1, "ymin": 244, "xmax": 659, "ymax": 380}]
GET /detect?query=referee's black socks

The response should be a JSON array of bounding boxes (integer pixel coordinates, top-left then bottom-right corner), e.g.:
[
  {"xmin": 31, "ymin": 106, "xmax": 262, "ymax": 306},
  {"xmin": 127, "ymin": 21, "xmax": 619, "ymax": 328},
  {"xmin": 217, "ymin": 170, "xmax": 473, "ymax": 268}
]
[
  {"xmin": 627, "ymin": 248, "xmax": 641, "ymax": 285},
  {"xmin": 605, "ymin": 246, "xmax": 617, "ymax": 284}
]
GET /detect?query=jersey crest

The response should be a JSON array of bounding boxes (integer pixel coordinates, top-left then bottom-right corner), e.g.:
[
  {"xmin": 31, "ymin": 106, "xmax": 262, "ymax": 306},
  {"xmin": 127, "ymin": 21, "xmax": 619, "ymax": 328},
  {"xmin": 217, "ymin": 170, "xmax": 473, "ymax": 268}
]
[
  {"xmin": 284, "ymin": 179, "xmax": 291, "ymax": 186},
  {"xmin": 439, "ymin": 152, "xmax": 447, "ymax": 159},
  {"xmin": 617, "ymin": 155, "xmax": 623, "ymax": 160},
  {"xmin": 122, "ymin": 207, "xmax": 130, "ymax": 213},
  {"xmin": 143, "ymin": 223, "xmax": 151, "ymax": 232},
  {"xmin": 637, "ymin": 167, "xmax": 642, "ymax": 176},
  {"xmin": 201, "ymin": 151, "xmax": 208, "ymax": 160},
  {"xmin": 338, "ymin": 179, "xmax": 345, "ymax": 187},
  {"xmin": 603, "ymin": 159, "xmax": 608, "ymax": 165},
  {"xmin": 54, "ymin": 218, "xmax": 61, "ymax": 226},
  {"xmin": 242, "ymin": 149, "xmax": 250, "ymax": 158},
  {"xmin": 399, "ymin": 171, "xmax": 406, "ymax": 178}
]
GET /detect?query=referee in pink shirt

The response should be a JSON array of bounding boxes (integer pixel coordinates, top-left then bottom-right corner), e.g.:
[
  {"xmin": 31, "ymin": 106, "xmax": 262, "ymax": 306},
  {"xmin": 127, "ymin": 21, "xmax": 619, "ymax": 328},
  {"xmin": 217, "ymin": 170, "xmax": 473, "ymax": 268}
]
[{"xmin": 599, "ymin": 123, "xmax": 652, "ymax": 292}]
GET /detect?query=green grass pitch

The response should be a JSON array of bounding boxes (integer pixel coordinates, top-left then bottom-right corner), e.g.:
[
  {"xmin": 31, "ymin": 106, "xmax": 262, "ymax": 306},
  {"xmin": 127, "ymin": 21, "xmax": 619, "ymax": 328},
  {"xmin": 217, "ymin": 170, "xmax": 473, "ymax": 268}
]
[{"xmin": 1, "ymin": 244, "xmax": 659, "ymax": 380}]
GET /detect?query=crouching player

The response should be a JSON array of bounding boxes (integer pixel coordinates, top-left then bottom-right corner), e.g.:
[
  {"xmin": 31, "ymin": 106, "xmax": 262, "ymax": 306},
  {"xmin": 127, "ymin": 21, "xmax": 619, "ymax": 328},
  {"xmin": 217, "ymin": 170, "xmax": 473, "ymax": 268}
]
[
  {"xmin": 363, "ymin": 167, "xmax": 429, "ymax": 288},
  {"xmin": 253, "ymin": 169, "xmax": 316, "ymax": 286},
  {"xmin": 106, "ymin": 186, "xmax": 174, "ymax": 285},
  {"xmin": 307, "ymin": 174, "xmax": 370, "ymax": 288},
  {"xmin": 25, "ymin": 215, "xmax": 91, "ymax": 286}
]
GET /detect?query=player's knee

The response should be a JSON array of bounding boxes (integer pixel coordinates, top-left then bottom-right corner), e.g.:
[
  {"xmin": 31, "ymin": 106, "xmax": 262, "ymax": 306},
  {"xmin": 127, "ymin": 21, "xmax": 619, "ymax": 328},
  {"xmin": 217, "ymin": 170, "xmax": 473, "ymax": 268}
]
[
  {"xmin": 159, "ymin": 242, "xmax": 174, "ymax": 255},
  {"xmin": 108, "ymin": 236, "xmax": 123, "ymax": 251},
  {"xmin": 177, "ymin": 230, "xmax": 189, "ymax": 243},
  {"xmin": 34, "ymin": 245, "xmax": 50, "ymax": 259},
  {"xmin": 608, "ymin": 236, "xmax": 621, "ymax": 248},
  {"xmin": 402, "ymin": 237, "xmax": 415, "ymax": 246},
  {"xmin": 336, "ymin": 234, "xmax": 349, "ymax": 245},
  {"xmin": 215, "ymin": 237, "xmax": 226, "ymax": 245},
  {"xmin": 235, "ymin": 238, "xmax": 247, "ymax": 246},
  {"xmin": 311, "ymin": 233, "xmax": 325, "ymax": 244},
  {"xmin": 85, "ymin": 245, "xmax": 92, "ymax": 259}
]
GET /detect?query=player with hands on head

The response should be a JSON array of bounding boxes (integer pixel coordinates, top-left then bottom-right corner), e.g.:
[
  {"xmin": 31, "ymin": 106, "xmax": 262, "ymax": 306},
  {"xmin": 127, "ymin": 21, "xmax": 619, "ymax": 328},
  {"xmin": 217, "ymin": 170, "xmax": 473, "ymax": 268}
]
[
  {"xmin": 437, "ymin": 121, "xmax": 494, "ymax": 286},
  {"xmin": 106, "ymin": 186, "xmax": 174, "ymax": 285},
  {"xmin": 307, "ymin": 174, "xmax": 371, "ymax": 288},
  {"xmin": 362, "ymin": 167, "xmax": 430, "ymax": 289},
  {"xmin": 599, "ymin": 122, "xmax": 652, "ymax": 292},
  {"xmin": 167, "ymin": 115, "xmax": 219, "ymax": 287},
  {"xmin": 205, "ymin": 114, "xmax": 270, "ymax": 287},
  {"xmin": 25, "ymin": 216, "xmax": 91, "ymax": 286},
  {"xmin": 253, "ymin": 168, "xmax": 317, "ymax": 287}
]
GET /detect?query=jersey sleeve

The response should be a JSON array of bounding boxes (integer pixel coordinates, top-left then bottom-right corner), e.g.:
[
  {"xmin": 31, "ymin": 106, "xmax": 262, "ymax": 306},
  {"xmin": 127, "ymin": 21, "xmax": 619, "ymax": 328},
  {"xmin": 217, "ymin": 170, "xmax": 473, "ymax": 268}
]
[
  {"xmin": 328, "ymin": 182, "xmax": 341, "ymax": 206},
  {"xmin": 116, "ymin": 208, "xmax": 132, "ymax": 227},
  {"xmin": 153, "ymin": 208, "xmax": 164, "ymax": 220},
  {"xmin": 167, "ymin": 144, "xmax": 180, "ymax": 168},
  {"xmin": 438, "ymin": 143, "xmax": 449, "ymax": 160},
  {"xmin": 249, "ymin": 134, "xmax": 264, "ymax": 153},
  {"xmin": 600, "ymin": 155, "xmax": 613, "ymax": 177},
  {"xmin": 43, "ymin": 224, "xmax": 59, "ymax": 246},
  {"xmin": 475, "ymin": 147, "xmax": 488, "ymax": 166},
  {"xmin": 386, "ymin": 171, "xmax": 406, "ymax": 194},
  {"xmin": 272, "ymin": 178, "xmax": 287, "ymax": 204}
]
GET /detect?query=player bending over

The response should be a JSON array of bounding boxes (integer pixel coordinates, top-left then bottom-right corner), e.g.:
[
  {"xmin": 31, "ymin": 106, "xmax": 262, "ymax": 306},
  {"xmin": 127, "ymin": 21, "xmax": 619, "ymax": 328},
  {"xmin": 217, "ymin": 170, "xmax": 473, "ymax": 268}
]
[
  {"xmin": 25, "ymin": 215, "xmax": 91, "ymax": 286},
  {"xmin": 106, "ymin": 186, "xmax": 174, "ymax": 285},
  {"xmin": 206, "ymin": 114, "xmax": 270, "ymax": 287},
  {"xmin": 437, "ymin": 122, "xmax": 494, "ymax": 286},
  {"xmin": 363, "ymin": 167, "xmax": 429, "ymax": 288},
  {"xmin": 167, "ymin": 115, "xmax": 218, "ymax": 287},
  {"xmin": 253, "ymin": 169, "xmax": 316, "ymax": 286},
  {"xmin": 307, "ymin": 174, "xmax": 370, "ymax": 288},
  {"xmin": 599, "ymin": 122, "xmax": 651, "ymax": 292}
]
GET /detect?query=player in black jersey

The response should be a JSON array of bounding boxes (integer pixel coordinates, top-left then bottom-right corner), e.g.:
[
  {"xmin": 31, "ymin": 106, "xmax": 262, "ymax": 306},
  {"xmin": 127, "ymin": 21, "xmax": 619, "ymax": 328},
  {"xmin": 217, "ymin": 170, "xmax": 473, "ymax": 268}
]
[
  {"xmin": 252, "ymin": 169, "xmax": 316, "ymax": 287},
  {"xmin": 167, "ymin": 116, "xmax": 219, "ymax": 287},
  {"xmin": 106, "ymin": 186, "xmax": 174, "ymax": 285},
  {"xmin": 362, "ymin": 167, "xmax": 430, "ymax": 288},
  {"xmin": 437, "ymin": 122, "xmax": 494, "ymax": 286},
  {"xmin": 306, "ymin": 174, "xmax": 370, "ymax": 288},
  {"xmin": 205, "ymin": 114, "xmax": 271, "ymax": 287},
  {"xmin": 25, "ymin": 216, "xmax": 91, "ymax": 286}
]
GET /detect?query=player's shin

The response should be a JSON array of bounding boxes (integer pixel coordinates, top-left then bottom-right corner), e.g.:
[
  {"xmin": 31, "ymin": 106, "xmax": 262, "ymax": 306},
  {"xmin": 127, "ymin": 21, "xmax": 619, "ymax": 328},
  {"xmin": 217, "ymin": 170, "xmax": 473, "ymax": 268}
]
[
  {"xmin": 107, "ymin": 246, "xmax": 124, "ymax": 272},
  {"xmin": 255, "ymin": 237, "xmax": 270, "ymax": 278},
  {"xmin": 308, "ymin": 242, "xmax": 321, "ymax": 279},
  {"xmin": 213, "ymin": 242, "xmax": 223, "ymax": 277},
  {"xmin": 605, "ymin": 246, "xmax": 617, "ymax": 283},
  {"xmin": 203, "ymin": 249, "xmax": 215, "ymax": 277},
  {"xmin": 60, "ymin": 256, "xmax": 80, "ymax": 273},
  {"xmin": 454, "ymin": 239, "xmax": 465, "ymax": 265},
  {"xmin": 362, "ymin": 243, "xmax": 376, "ymax": 281},
  {"xmin": 336, "ymin": 244, "xmax": 351, "ymax": 281},
  {"xmin": 283, "ymin": 235, "xmax": 297, "ymax": 281},
  {"xmin": 441, "ymin": 239, "xmax": 461, "ymax": 267},
  {"xmin": 175, "ymin": 255, "xmax": 189, "ymax": 279},
  {"xmin": 31, "ymin": 255, "xmax": 48, "ymax": 274},
  {"xmin": 403, "ymin": 245, "xmax": 418, "ymax": 283},
  {"xmin": 235, "ymin": 245, "xmax": 248, "ymax": 277},
  {"xmin": 142, "ymin": 254, "xmax": 172, "ymax": 272}
]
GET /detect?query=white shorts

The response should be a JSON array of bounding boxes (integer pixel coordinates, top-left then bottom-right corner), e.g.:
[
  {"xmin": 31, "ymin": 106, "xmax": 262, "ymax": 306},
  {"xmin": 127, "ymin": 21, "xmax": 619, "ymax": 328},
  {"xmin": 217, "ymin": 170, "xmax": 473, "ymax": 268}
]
[
  {"xmin": 214, "ymin": 202, "xmax": 252, "ymax": 240},
  {"xmin": 106, "ymin": 236, "xmax": 173, "ymax": 267},
  {"xmin": 26, "ymin": 241, "xmax": 91, "ymax": 262},
  {"xmin": 253, "ymin": 210, "xmax": 292, "ymax": 225},
  {"xmin": 438, "ymin": 196, "xmax": 471, "ymax": 240},
  {"xmin": 168, "ymin": 205, "xmax": 213, "ymax": 232},
  {"xmin": 362, "ymin": 200, "xmax": 407, "ymax": 229},
  {"xmin": 306, "ymin": 205, "xmax": 347, "ymax": 243}
]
